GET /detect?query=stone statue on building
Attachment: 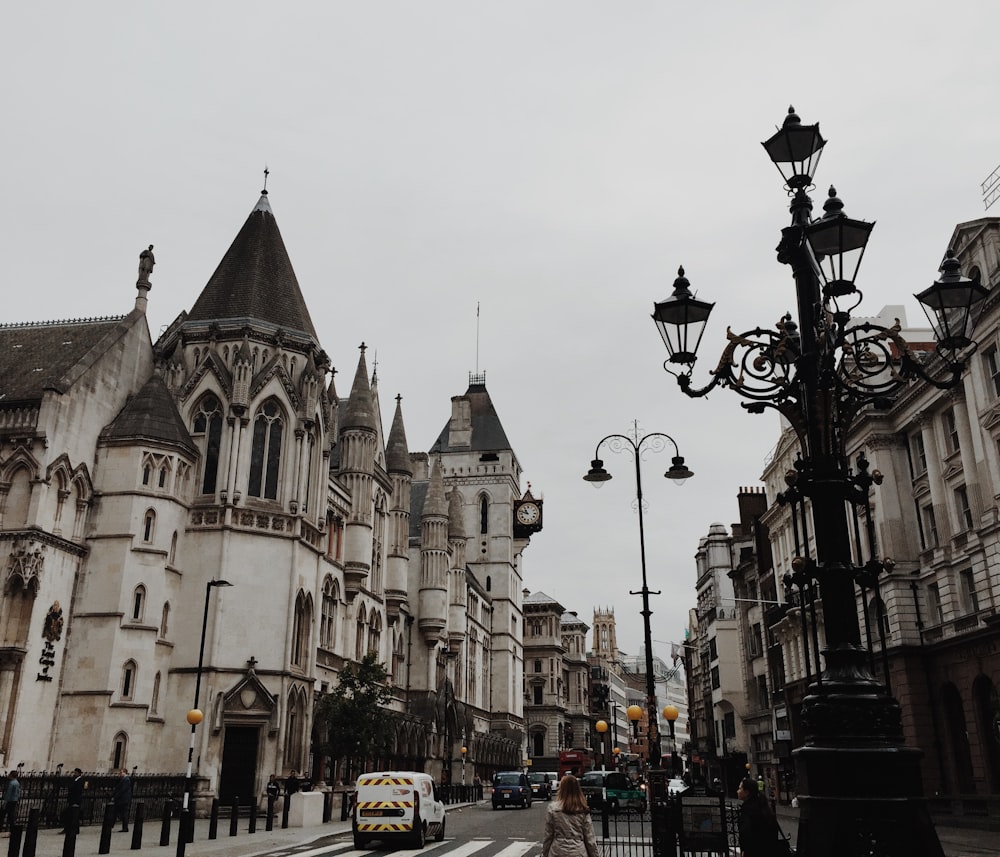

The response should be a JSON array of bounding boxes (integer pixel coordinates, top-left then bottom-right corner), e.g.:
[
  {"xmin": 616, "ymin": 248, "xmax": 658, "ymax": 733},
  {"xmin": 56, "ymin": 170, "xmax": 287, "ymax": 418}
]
[{"xmin": 137, "ymin": 245, "xmax": 155, "ymax": 284}]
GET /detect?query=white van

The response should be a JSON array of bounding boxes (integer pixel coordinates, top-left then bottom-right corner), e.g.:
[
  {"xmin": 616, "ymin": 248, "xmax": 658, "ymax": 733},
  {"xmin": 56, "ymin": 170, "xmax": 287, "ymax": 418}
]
[{"xmin": 353, "ymin": 771, "xmax": 446, "ymax": 849}]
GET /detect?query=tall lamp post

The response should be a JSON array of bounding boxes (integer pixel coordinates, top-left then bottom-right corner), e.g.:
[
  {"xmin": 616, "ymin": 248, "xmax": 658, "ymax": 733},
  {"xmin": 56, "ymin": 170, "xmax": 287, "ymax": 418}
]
[
  {"xmin": 652, "ymin": 107, "xmax": 986, "ymax": 857},
  {"xmin": 179, "ymin": 579, "xmax": 232, "ymax": 856},
  {"xmin": 461, "ymin": 745, "xmax": 467, "ymax": 786},
  {"xmin": 583, "ymin": 424, "xmax": 693, "ymax": 771},
  {"xmin": 662, "ymin": 705, "xmax": 679, "ymax": 777},
  {"xmin": 595, "ymin": 719, "xmax": 609, "ymax": 772}
]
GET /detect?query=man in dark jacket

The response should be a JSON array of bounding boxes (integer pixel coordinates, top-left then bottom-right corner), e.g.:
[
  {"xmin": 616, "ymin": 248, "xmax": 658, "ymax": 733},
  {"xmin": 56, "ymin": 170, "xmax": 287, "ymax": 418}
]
[
  {"xmin": 62, "ymin": 768, "xmax": 85, "ymax": 834},
  {"xmin": 113, "ymin": 769, "xmax": 133, "ymax": 832}
]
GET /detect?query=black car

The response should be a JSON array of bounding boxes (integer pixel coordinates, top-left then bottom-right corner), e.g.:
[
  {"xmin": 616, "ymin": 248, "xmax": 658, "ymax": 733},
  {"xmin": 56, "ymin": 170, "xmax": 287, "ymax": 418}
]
[
  {"xmin": 492, "ymin": 771, "xmax": 532, "ymax": 809},
  {"xmin": 528, "ymin": 772, "xmax": 552, "ymax": 800}
]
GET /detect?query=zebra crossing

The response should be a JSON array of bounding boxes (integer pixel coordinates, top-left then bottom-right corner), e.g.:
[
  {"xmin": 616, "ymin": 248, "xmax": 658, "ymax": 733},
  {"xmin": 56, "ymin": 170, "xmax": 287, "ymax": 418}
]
[{"xmin": 266, "ymin": 836, "xmax": 542, "ymax": 857}]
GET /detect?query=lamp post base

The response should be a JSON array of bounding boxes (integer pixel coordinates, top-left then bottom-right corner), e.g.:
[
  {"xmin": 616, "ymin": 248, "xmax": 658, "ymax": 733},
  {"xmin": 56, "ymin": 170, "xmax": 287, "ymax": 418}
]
[{"xmin": 794, "ymin": 743, "xmax": 943, "ymax": 857}]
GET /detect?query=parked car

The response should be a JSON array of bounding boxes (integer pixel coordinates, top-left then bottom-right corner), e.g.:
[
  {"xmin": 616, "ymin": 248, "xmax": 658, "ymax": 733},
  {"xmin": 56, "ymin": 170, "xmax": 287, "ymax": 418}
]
[
  {"xmin": 492, "ymin": 771, "xmax": 533, "ymax": 809},
  {"xmin": 528, "ymin": 772, "xmax": 553, "ymax": 800},
  {"xmin": 579, "ymin": 770, "xmax": 647, "ymax": 814}
]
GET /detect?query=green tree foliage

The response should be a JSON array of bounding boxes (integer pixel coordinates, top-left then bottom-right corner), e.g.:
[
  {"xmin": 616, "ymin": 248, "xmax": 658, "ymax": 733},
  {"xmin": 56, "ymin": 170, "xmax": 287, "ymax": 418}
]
[{"xmin": 317, "ymin": 653, "xmax": 394, "ymax": 768}]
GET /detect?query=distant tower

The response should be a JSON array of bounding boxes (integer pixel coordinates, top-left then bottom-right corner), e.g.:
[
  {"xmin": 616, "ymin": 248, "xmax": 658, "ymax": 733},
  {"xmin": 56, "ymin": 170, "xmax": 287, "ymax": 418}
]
[{"xmin": 592, "ymin": 608, "xmax": 619, "ymax": 661}]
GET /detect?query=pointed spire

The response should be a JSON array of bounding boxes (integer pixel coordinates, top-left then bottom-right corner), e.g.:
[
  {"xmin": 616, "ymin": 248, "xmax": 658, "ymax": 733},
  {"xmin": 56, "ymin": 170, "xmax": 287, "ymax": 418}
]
[
  {"xmin": 186, "ymin": 190, "xmax": 317, "ymax": 339},
  {"xmin": 424, "ymin": 458, "xmax": 448, "ymax": 517},
  {"xmin": 341, "ymin": 343, "xmax": 377, "ymax": 431},
  {"xmin": 386, "ymin": 394, "xmax": 412, "ymax": 474}
]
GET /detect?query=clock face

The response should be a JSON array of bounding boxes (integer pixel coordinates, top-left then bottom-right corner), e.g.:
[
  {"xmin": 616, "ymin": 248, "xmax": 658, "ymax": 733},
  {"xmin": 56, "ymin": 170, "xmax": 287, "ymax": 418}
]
[{"xmin": 516, "ymin": 502, "xmax": 540, "ymax": 526}]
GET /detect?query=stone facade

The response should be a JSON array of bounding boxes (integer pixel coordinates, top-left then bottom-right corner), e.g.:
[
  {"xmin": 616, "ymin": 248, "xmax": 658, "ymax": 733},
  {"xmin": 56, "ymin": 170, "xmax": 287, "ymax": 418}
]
[{"xmin": 0, "ymin": 190, "xmax": 540, "ymax": 802}]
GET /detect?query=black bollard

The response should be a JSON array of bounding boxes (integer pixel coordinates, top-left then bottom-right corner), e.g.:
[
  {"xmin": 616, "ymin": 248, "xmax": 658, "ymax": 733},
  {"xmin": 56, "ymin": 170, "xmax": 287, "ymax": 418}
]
[
  {"xmin": 229, "ymin": 796, "xmax": 239, "ymax": 837},
  {"xmin": 7, "ymin": 825, "xmax": 23, "ymax": 857},
  {"xmin": 130, "ymin": 802, "xmax": 144, "ymax": 850},
  {"xmin": 175, "ymin": 808, "xmax": 189, "ymax": 857},
  {"xmin": 99, "ymin": 803, "xmax": 115, "ymax": 854},
  {"xmin": 62, "ymin": 806, "xmax": 81, "ymax": 857},
  {"xmin": 208, "ymin": 799, "xmax": 219, "ymax": 840},
  {"xmin": 249, "ymin": 802, "xmax": 258, "ymax": 834},
  {"xmin": 322, "ymin": 791, "xmax": 332, "ymax": 823},
  {"xmin": 266, "ymin": 795, "xmax": 275, "ymax": 832},
  {"xmin": 185, "ymin": 798, "xmax": 196, "ymax": 844},
  {"xmin": 281, "ymin": 792, "xmax": 290, "ymax": 829},
  {"xmin": 23, "ymin": 808, "xmax": 40, "ymax": 857},
  {"xmin": 340, "ymin": 791, "xmax": 349, "ymax": 821},
  {"xmin": 159, "ymin": 801, "xmax": 172, "ymax": 847}
]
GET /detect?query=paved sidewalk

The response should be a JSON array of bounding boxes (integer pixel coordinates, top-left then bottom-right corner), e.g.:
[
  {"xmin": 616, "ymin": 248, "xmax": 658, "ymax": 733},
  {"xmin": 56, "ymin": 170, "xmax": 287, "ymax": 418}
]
[
  {"xmin": 3, "ymin": 812, "xmax": 354, "ymax": 857},
  {"xmin": 775, "ymin": 805, "xmax": 1000, "ymax": 857}
]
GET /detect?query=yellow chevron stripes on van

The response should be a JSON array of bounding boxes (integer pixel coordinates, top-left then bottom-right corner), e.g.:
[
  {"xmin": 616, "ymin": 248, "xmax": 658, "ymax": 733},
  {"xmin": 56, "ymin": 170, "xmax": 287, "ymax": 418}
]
[
  {"xmin": 356, "ymin": 801, "xmax": 413, "ymax": 809},
  {"xmin": 358, "ymin": 776, "xmax": 414, "ymax": 786},
  {"xmin": 356, "ymin": 823, "xmax": 413, "ymax": 832}
]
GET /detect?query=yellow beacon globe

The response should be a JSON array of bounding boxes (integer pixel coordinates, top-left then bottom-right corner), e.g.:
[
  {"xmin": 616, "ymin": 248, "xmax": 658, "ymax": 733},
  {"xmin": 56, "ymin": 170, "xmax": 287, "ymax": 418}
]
[{"xmin": 187, "ymin": 708, "xmax": 204, "ymax": 725}]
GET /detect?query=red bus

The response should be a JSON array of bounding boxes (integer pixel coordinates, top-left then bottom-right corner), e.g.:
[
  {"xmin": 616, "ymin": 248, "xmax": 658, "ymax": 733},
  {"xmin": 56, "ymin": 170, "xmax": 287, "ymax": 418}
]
[{"xmin": 558, "ymin": 749, "xmax": 594, "ymax": 777}]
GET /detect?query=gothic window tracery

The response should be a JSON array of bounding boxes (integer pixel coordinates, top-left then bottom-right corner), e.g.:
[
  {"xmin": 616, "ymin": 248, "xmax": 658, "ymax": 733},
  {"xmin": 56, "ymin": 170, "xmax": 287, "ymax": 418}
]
[
  {"xmin": 320, "ymin": 577, "xmax": 338, "ymax": 650},
  {"xmin": 121, "ymin": 661, "xmax": 137, "ymax": 700},
  {"xmin": 248, "ymin": 399, "xmax": 284, "ymax": 500},
  {"xmin": 142, "ymin": 509, "xmax": 155, "ymax": 543},
  {"xmin": 192, "ymin": 394, "xmax": 223, "ymax": 494}
]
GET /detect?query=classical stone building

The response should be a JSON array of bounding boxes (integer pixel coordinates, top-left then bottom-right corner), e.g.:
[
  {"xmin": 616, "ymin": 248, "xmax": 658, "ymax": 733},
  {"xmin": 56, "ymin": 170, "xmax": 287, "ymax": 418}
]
[
  {"xmin": 521, "ymin": 591, "xmax": 591, "ymax": 772},
  {"xmin": 0, "ymin": 188, "xmax": 541, "ymax": 801}
]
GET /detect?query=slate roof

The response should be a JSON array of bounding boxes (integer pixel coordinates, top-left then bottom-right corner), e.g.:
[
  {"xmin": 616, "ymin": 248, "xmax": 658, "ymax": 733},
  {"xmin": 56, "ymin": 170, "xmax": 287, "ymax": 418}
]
[
  {"xmin": 524, "ymin": 590, "xmax": 564, "ymax": 611},
  {"xmin": 187, "ymin": 192, "xmax": 318, "ymax": 339},
  {"xmin": 408, "ymin": 480, "xmax": 430, "ymax": 540},
  {"xmin": 0, "ymin": 316, "xmax": 130, "ymax": 403},
  {"xmin": 430, "ymin": 378, "xmax": 512, "ymax": 453},
  {"xmin": 102, "ymin": 373, "xmax": 197, "ymax": 455}
]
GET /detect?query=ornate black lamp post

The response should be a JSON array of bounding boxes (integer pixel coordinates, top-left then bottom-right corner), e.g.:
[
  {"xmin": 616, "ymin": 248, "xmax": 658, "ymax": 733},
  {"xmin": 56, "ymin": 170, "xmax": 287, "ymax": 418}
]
[
  {"xmin": 583, "ymin": 424, "xmax": 693, "ymax": 772},
  {"xmin": 652, "ymin": 107, "xmax": 987, "ymax": 857}
]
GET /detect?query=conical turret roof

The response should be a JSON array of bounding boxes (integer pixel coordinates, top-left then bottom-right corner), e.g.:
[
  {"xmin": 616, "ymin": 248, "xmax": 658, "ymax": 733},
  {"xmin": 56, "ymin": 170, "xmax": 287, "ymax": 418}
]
[
  {"xmin": 187, "ymin": 192, "xmax": 318, "ymax": 339},
  {"xmin": 102, "ymin": 372, "xmax": 197, "ymax": 455},
  {"xmin": 386, "ymin": 395, "xmax": 412, "ymax": 474},
  {"xmin": 424, "ymin": 458, "xmax": 448, "ymax": 517},
  {"xmin": 341, "ymin": 344, "xmax": 378, "ymax": 432}
]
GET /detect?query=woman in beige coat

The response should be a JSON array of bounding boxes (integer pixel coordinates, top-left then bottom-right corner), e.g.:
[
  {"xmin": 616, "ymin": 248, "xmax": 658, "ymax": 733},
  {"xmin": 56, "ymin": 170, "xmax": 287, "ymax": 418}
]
[{"xmin": 541, "ymin": 775, "xmax": 599, "ymax": 857}]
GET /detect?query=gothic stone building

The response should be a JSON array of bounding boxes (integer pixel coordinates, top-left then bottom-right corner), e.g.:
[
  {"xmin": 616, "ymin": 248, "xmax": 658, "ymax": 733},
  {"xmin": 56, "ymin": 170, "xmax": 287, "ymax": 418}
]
[{"xmin": 0, "ymin": 189, "xmax": 541, "ymax": 802}]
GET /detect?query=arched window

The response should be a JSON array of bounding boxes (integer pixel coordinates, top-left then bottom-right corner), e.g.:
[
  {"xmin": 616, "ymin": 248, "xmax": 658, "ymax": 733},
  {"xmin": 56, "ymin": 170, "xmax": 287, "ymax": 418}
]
[
  {"xmin": 169, "ymin": 531, "xmax": 177, "ymax": 564},
  {"xmin": 533, "ymin": 732, "xmax": 545, "ymax": 756},
  {"xmin": 142, "ymin": 509, "xmax": 155, "ymax": 543},
  {"xmin": 291, "ymin": 592, "xmax": 312, "ymax": 668},
  {"xmin": 151, "ymin": 671, "xmax": 161, "ymax": 715},
  {"xmin": 131, "ymin": 586, "xmax": 146, "ymax": 622},
  {"xmin": 142, "ymin": 464, "xmax": 151, "ymax": 486},
  {"xmin": 321, "ymin": 578, "xmax": 338, "ymax": 650},
  {"xmin": 193, "ymin": 394, "xmax": 223, "ymax": 495},
  {"xmin": 160, "ymin": 602, "xmax": 170, "ymax": 638},
  {"xmin": 112, "ymin": 732, "xmax": 128, "ymax": 769},
  {"xmin": 158, "ymin": 465, "xmax": 168, "ymax": 488},
  {"xmin": 368, "ymin": 611, "xmax": 382, "ymax": 655},
  {"xmin": 486, "ymin": 575, "xmax": 491, "ymax": 592},
  {"xmin": 480, "ymin": 496, "xmax": 489, "ymax": 534},
  {"xmin": 121, "ymin": 661, "xmax": 137, "ymax": 700},
  {"xmin": 248, "ymin": 400, "xmax": 284, "ymax": 500},
  {"xmin": 356, "ymin": 606, "xmax": 367, "ymax": 660},
  {"xmin": 284, "ymin": 691, "xmax": 303, "ymax": 768}
]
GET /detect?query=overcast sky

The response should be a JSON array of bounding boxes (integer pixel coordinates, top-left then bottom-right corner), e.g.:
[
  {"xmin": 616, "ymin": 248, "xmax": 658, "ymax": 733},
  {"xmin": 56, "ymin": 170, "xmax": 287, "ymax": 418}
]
[{"xmin": 5, "ymin": 3, "xmax": 999, "ymax": 657}]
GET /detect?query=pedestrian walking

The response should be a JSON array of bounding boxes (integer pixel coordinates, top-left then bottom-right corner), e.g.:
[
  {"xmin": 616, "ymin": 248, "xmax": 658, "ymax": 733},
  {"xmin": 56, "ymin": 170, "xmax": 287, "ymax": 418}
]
[
  {"xmin": 737, "ymin": 777, "xmax": 781, "ymax": 857},
  {"xmin": 0, "ymin": 770, "xmax": 19, "ymax": 833},
  {"xmin": 113, "ymin": 768, "xmax": 133, "ymax": 832},
  {"xmin": 284, "ymin": 770, "xmax": 300, "ymax": 801},
  {"xmin": 61, "ymin": 767, "xmax": 85, "ymax": 834},
  {"xmin": 541, "ymin": 775, "xmax": 598, "ymax": 857},
  {"xmin": 266, "ymin": 774, "xmax": 281, "ymax": 803}
]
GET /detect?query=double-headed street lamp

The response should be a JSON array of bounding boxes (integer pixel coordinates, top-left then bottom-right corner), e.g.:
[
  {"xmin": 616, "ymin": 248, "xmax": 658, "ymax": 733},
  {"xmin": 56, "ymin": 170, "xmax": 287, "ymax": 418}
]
[
  {"xmin": 179, "ymin": 579, "xmax": 232, "ymax": 857},
  {"xmin": 652, "ymin": 107, "xmax": 986, "ymax": 857},
  {"xmin": 584, "ymin": 424, "xmax": 693, "ymax": 772}
]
